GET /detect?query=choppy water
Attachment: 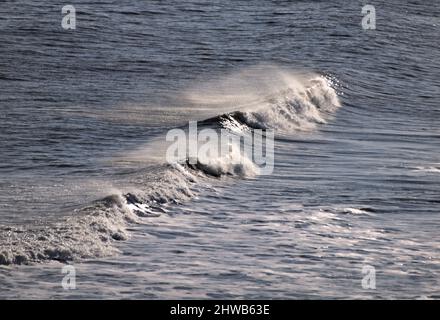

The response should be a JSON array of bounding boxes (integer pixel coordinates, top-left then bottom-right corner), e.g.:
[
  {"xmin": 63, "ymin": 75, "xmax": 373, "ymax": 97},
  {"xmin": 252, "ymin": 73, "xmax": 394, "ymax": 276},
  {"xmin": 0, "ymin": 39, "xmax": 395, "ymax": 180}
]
[{"xmin": 1, "ymin": 0, "xmax": 439, "ymax": 299}]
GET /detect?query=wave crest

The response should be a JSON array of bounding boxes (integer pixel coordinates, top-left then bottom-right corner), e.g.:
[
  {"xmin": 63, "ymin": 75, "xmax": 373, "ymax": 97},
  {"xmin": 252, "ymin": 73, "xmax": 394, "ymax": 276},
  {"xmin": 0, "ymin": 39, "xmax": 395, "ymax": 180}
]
[{"xmin": 217, "ymin": 76, "xmax": 341, "ymax": 132}]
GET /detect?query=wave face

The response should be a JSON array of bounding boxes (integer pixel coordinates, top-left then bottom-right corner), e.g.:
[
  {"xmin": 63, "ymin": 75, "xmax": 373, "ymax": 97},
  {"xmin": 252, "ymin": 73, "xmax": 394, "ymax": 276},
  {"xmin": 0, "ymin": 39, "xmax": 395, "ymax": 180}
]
[{"xmin": 0, "ymin": 72, "xmax": 341, "ymax": 265}]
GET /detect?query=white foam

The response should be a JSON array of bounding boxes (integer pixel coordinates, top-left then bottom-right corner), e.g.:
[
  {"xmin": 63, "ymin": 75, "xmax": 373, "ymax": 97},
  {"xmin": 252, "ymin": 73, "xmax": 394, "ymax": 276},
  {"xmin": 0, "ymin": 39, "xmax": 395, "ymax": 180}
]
[
  {"xmin": 414, "ymin": 165, "xmax": 440, "ymax": 173},
  {"xmin": 227, "ymin": 75, "xmax": 341, "ymax": 132},
  {"xmin": 0, "ymin": 165, "xmax": 201, "ymax": 265},
  {"xmin": 195, "ymin": 142, "xmax": 259, "ymax": 178},
  {"xmin": 342, "ymin": 208, "xmax": 371, "ymax": 215}
]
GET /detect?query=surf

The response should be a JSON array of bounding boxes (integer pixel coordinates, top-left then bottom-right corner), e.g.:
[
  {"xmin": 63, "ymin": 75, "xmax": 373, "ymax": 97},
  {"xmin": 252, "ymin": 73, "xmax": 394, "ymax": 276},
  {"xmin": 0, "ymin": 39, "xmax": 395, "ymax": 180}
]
[{"xmin": 0, "ymin": 66, "xmax": 342, "ymax": 265}]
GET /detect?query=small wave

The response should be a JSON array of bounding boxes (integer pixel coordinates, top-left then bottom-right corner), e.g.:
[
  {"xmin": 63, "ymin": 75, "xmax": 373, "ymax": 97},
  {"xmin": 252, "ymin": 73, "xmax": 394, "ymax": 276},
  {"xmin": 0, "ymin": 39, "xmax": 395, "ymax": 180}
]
[
  {"xmin": 413, "ymin": 165, "xmax": 440, "ymax": 173},
  {"xmin": 341, "ymin": 207, "xmax": 376, "ymax": 215}
]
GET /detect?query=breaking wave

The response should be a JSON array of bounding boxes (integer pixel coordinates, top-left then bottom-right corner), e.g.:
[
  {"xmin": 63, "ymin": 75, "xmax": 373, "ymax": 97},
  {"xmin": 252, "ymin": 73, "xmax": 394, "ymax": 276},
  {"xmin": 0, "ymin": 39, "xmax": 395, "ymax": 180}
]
[
  {"xmin": 0, "ymin": 72, "xmax": 341, "ymax": 265},
  {"xmin": 207, "ymin": 76, "xmax": 340, "ymax": 131}
]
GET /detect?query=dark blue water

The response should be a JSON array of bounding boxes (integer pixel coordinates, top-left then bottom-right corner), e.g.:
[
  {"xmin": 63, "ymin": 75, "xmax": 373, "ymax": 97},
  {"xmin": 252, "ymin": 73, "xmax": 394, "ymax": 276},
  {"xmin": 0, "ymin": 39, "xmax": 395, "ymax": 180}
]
[{"xmin": 0, "ymin": 0, "xmax": 439, "ymax": 298}]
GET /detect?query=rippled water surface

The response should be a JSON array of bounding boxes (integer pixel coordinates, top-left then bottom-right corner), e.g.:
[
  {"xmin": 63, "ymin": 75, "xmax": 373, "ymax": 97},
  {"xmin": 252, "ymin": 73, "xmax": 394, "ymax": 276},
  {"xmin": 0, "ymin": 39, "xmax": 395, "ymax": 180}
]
[{"xmin": 0, "ymin": 0, "xmax": 439, "ymax": 299}]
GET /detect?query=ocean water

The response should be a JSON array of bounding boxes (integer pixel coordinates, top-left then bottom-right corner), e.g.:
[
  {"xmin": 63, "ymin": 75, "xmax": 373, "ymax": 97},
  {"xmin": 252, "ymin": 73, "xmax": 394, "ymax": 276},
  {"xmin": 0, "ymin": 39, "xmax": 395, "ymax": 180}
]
[{"xmin": 0, "ymin": 0, "xmax": 439, "ymax": 299}]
